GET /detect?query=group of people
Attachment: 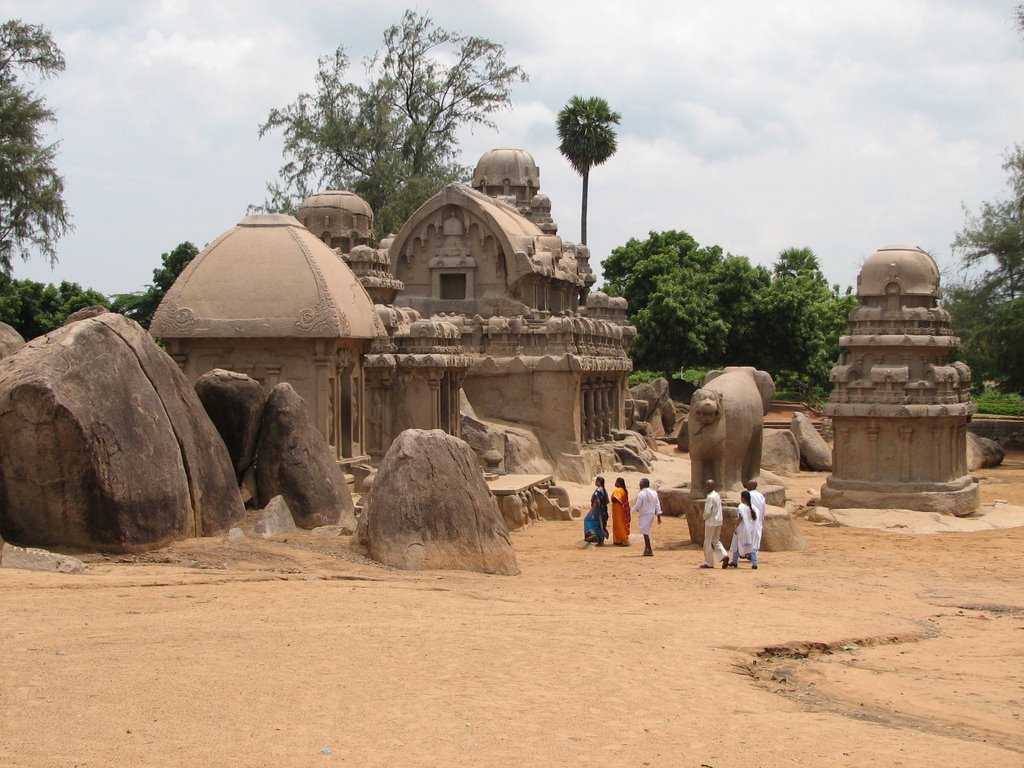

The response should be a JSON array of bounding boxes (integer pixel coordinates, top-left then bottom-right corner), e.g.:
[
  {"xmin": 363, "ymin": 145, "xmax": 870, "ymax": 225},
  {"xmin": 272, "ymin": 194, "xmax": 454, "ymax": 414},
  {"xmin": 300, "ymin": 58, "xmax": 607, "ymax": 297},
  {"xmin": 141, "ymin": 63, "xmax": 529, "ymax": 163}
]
[
  {"xmin": 583, "ymin": 476, "xmax": 663, "ymax": 556},
  {"xmin": 583, "ymin": 475, "xmax": 766, "ymax": 569},
  {"xmin": 700, "ymin": 479, "xmax": 765, "ymax": 570}
]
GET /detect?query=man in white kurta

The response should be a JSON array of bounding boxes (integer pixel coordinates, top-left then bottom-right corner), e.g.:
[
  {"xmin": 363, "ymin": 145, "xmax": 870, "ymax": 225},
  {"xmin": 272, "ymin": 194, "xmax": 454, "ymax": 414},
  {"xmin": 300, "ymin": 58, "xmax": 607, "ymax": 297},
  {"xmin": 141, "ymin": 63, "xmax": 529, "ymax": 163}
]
[
  {"xmin": 746, "ymin": 479, "xmax": 767, "ymax": 553},
  {"xmin": 701, "ymin": 480, "xmax": 729, "ymax": 568},
  {"xmin": 633, "ymin": 478, "xmax": 662, "ymax": 557}
]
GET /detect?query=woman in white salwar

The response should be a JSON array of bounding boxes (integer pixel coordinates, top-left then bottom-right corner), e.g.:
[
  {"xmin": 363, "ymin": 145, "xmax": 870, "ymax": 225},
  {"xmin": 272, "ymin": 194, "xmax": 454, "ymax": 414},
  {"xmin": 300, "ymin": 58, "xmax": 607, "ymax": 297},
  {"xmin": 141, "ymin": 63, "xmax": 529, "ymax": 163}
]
[{"xmin": 727, "ymin": 490, "xmax": 759, "ymax": 569}]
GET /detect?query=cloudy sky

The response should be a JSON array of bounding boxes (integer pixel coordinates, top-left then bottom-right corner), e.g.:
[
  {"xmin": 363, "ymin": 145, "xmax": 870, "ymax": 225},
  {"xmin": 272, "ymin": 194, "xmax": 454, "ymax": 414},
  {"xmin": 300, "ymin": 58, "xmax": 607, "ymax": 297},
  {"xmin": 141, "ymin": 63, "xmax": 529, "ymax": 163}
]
[{"xmin": 7, "ymin": 0, "xmax": 1024, "ymax": 297}]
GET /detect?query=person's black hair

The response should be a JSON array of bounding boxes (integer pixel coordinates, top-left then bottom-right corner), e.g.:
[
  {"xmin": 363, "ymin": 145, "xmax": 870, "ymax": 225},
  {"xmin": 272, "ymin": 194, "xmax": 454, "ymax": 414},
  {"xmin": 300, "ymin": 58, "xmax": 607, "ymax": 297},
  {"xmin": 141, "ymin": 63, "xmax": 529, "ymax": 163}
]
[
  {"xmin": 614, "ymin": 477, "xmax": 626, "ymax": 488},
  {"xmin": 595, "ymin": 476, "xmax": 605, "ymax": 487},
  {"xmin": 639, "ymin": 477, "xmax": 650, "ymax": 488},
  {"xmin": 741, "ymin": 490, "xmax": 755, "ymax": 519}
]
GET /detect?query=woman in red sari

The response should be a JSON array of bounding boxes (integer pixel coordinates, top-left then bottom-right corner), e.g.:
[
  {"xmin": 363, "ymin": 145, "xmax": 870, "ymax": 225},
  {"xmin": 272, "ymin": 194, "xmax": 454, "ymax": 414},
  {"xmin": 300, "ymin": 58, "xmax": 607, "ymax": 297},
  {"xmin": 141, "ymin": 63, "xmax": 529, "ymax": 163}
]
[{"xmin": 611, "ymin": 477, "xmax": 631, "ymax": 546}]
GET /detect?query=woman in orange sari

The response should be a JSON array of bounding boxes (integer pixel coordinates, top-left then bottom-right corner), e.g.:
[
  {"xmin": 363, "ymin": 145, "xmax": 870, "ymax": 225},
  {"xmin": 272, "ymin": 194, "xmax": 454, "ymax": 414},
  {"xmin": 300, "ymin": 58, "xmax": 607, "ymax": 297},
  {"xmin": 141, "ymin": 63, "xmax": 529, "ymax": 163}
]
[{"xmin": 611, "ymin": 477, "xmax": 631, "ymax": 546}]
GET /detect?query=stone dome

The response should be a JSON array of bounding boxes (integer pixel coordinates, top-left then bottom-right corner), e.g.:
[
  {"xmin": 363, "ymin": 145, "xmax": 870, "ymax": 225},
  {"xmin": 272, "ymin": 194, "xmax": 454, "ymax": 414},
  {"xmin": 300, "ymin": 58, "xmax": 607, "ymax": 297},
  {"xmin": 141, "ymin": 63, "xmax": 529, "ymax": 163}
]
[
  {"xmin": 857, "ymin": 244, "xmax": 940, "ymax": 299},
  {"xmin": 150, "ymin": 214, "xmax": 382, "ymax": 339},
  {"xmin": 297, "ymin": 190, "xmax": 374, "ymax": 244},
  {"xmin": 298, "ymin": 189, "xmax": 372, "ymax": 220},
  {"xmin": 472, "ymin": 148, "xmax": 540, "ymax": 191}
]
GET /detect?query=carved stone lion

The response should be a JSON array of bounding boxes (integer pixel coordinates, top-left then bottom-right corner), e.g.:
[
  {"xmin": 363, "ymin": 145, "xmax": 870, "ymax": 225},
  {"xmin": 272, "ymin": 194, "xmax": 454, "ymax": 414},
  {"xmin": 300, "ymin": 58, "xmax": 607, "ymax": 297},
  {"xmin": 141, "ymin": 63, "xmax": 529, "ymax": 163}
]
[{"xmin": 688, "ymin": 366, "xmax": 775, "ymax": 494}]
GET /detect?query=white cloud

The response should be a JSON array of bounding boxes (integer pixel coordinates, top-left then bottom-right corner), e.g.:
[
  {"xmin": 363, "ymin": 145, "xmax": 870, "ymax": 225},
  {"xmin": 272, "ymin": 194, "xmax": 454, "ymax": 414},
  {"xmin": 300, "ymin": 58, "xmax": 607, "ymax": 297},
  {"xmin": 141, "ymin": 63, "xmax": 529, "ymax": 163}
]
[{"xmin": 6, "ymin": 0, "xmax": 1024, "ymax": 299}]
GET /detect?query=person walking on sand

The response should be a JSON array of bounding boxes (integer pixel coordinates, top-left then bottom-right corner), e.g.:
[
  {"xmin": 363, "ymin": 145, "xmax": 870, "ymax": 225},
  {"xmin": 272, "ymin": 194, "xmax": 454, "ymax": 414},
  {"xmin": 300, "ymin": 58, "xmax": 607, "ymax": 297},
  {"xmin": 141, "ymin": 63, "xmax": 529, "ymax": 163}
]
[
  {"xmin": 728, "ymin": 490, "xmax": 759, "ymax": 569},
  {"xmin": 746, "ymin": 479, "xmax": 766, "ymax": 563},
  {"xmin": 701, "ymin": 479, "xmax": 729, "ymax": 569},
  {"xmin": 633, "ymin": 477, "xmax": 662, "ymax": 556},
  {"xmin": 591, "ymin": 476, "xmax": 610, "ymax": 544},
  {"xmin": 611, "ymin": 477, "xmax": 632, "ymax": 546}
]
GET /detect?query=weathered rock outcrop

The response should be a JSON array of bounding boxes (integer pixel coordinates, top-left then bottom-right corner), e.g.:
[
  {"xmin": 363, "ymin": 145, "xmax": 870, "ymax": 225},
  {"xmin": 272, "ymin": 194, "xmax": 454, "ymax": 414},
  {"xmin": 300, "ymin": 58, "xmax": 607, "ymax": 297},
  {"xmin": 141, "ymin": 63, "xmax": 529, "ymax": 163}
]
[
  {"xmin": 195, "ymin": 369, "xmax": 266, "ymax": 479},
  {"xmin": 0, "ymin": 313, "xmax": 244, "ymax": 552},
  {"xmin": 628, "ymin": 378, "xmax": 676, "ymax": 439},
  {"xmin": 790, "ymin": 412, "xmax": 833, "ymax": 471},
  {"xmin": 0, "ymin": 321, "xmax": 25, "ymax": 358},
  {"xmin": 966, "ymin": 432, "xmax": 1006, "ymax": 470},
  {"xmin": 761, "ymin": 429, "xmax": 801, "ymax": 475},
  {"xmin": 62, "ymin": 305, "xmax": 109, "ymax": 325},
  {"xmin": 256, "ymin": 383, "xmax": 356, "ymax": 532},
  {"xmin": 357, "ymin": 429, "xmax": 519, "ymax": 575}
]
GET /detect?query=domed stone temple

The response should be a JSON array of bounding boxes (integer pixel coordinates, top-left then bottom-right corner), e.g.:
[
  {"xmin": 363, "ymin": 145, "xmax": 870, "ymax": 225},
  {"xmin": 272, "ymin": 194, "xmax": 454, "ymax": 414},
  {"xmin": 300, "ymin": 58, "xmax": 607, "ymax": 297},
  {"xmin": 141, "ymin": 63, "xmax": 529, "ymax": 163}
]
[
  {"xmin": 821, "ymin": 245, "xmax": 979, "ymax": 515},
  {"xmin": 152, "ymin": 148, "xmax": 635, "ymax": 482},
  {"xmin": 150, "ymin": 214, "xmax": 389, "ymax": 463}
]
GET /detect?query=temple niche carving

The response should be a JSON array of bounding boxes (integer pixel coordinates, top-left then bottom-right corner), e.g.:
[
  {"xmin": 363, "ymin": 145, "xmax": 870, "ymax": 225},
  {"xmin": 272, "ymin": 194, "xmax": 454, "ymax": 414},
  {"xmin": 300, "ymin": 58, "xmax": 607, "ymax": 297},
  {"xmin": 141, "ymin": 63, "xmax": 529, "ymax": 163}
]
[{"xmin": 820, "ymin": 245, "xmax": 979, "ymax": 515}]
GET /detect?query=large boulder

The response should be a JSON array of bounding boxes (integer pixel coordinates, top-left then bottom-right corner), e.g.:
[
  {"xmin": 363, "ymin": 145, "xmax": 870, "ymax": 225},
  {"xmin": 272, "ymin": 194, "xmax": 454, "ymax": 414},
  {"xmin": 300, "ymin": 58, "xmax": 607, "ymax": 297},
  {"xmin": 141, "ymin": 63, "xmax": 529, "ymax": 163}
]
[
  {"xmin": 759, "ymin": 506, "xmax": 806, "ymax": 551},
  {"xmin": 0, "ymin": 321, "xmax": 25, "ymax": 358},
  {"xmin": 256, "ymin": 383, "xmax": 356, "ymax": 532},
  {"xmin": 62, "ymin": 305, "xmax": 109, "ymax": 325},
  {"xmin": 357, "ymin": 429, "xmax": 519, "ymax": 575},
  {"xmin": 628, "ymin": 377, "xmax": 676, "ymax": 439},
  {"xmin": 460, "ymin": 393, "xmax": 553, "ymax": 475},
  {"xmin": 790, "ymin": 412, "xmax": 833, "ymax": 471},
  {"xmin": 0, "ymin": 313, "xmax": 244, "ymax": 552},
  {"xmin": 195, "ymin": 369, "xmax": 266, "ymax": 479},
  {"xmin": 761, "ymin": 429, "xmax": 801, "ymax": 475},
  {"xmin": 966, "ymin": 432, "xmax": 1006, "ymax": 470}
]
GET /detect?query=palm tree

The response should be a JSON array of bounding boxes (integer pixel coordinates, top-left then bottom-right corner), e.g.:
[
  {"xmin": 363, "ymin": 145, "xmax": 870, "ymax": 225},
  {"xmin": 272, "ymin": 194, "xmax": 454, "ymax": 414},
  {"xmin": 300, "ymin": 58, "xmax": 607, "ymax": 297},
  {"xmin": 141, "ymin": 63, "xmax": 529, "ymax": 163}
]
[{"xmin": 556, "ymin": 96, "xmax": 621, "ymax": 245}]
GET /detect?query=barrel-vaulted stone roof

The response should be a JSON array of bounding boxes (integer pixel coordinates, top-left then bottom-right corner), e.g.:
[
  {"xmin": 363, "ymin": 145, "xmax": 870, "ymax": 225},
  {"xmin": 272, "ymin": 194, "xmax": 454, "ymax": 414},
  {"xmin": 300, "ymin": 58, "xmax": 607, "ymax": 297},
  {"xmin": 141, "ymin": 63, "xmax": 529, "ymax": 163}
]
[
  {"xmin": 389, "ymin": 183, "xmax": 577, "ymax": 287},
  {"xmin": 150, "ymin": 214, "xmax": 382, "ymax": 339}
]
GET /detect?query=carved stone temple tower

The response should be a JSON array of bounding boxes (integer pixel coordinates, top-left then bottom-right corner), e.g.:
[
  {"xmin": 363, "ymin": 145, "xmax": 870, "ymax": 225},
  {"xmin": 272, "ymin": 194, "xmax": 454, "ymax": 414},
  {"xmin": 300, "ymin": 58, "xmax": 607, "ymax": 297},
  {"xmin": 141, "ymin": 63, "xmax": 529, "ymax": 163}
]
[{"xmin": 820, "ymin": 245, "xmax": 979, "ymax": 515}]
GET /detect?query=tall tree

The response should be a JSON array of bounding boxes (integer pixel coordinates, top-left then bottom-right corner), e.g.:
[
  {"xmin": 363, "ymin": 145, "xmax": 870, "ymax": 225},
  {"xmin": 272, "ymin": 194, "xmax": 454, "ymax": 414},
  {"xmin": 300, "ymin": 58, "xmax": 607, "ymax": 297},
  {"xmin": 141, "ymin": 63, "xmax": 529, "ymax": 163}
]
[
  {"xmin": 556, "ymin": 96, "xmax": 621, "ymax": 245},
  {"xmin": 759, "ymin": 247, "xmax": 856, "ymax": 394},
  {"xmin": 604, "ymin": 232, "xmax": 853, "ymax": 393},
  {"xmin": 0, "ymin": 20, "xmax": 71, "ymax": 275},
  {"xmin": 110, "ymin": 241, "xmax": 199, "ymax": 330},
  {"xmin": 949, "ymin": 144, "xmax": 1024, "ymax": 391},
  {"xmin": 258, "ymin": 11, "xmax": 527, "ymax": 239},
  {"xmin": 953, "ymin": 145, "xmax": 1024, "ymax": 301}
]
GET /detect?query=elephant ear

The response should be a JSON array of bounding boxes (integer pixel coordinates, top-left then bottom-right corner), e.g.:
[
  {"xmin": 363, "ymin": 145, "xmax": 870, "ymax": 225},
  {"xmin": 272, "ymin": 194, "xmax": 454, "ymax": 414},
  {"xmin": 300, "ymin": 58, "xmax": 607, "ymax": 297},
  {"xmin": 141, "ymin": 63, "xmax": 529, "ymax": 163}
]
[
  {"xmin": 704, "ymin": 369, "xmax": 725, "ymax": 386},
  {"xmin": 754, "ymin": 370, "xmax": 775, "ymax": 415}
]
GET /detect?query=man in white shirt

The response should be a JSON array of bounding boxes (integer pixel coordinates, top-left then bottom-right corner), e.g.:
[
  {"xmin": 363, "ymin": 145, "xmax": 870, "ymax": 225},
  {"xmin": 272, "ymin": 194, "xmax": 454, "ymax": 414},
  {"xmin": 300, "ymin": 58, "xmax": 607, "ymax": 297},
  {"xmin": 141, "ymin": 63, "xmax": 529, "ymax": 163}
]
[
  {"xmin": 701, "ymin": 480, "xmax": 729, "ymax": 569},
  {"xmin": 746, "ymin": 479, "xmax": 767, "ymax": 556},
  {"xmin": 633, "ymin": 477, "xmax": 662, "ymax": 557}
]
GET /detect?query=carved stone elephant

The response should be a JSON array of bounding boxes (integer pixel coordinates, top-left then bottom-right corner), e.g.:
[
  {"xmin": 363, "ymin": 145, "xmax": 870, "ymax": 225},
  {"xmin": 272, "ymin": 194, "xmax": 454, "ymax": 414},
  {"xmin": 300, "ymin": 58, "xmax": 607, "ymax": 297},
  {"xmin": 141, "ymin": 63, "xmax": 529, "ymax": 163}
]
[{"xmin": 688, "ymin": 366, "xmax": 774, "ymax": 494}]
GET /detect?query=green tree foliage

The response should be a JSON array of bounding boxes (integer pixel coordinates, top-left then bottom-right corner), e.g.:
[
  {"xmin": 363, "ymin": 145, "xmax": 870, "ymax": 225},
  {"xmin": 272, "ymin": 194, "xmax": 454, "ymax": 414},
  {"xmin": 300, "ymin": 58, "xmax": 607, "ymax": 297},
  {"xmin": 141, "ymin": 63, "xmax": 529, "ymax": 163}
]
[
  {"xmin": 953, "ymin": 145, "xmax": 1024, "ymax": 301},
  {"xmin": 948, "ymin": 145, "xmax": 1024, "ymax": 392},
  {"xmin": 603, "ymin": 231, "xmax": 740, "ymax": 375},
  {"xmin": 758, "ymin": 247, "xmax": 856, "ymax": 393},
  {"xmin": 0, "ymin": 277, "xmax": 109, "ymax": 340},
  {"xmin": 110, "ymin": 241, "xmax": 199, "ymax": 329},
  {"xmin": 604, "ymin": 232, "xmax": 854, "ymax": 394},
  {"xmin": 556, "ymin": 96, "xmax": 621, "ymax": 245},
  {"xmin": 0, "ymin": 20, "xmax": 71, "ymax": 275},
  {"xmin": 258, "ymin": 10, "xmax": 527, "ymax": 239}
]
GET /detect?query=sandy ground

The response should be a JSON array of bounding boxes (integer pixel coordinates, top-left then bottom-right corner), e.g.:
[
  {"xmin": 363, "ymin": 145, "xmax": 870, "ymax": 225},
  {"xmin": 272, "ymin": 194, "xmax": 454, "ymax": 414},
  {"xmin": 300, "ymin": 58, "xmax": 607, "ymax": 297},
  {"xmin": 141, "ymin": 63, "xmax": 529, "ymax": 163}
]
[{"xmin": 2, "ymin": 449, "xmax": 1024, "ymax": 768}]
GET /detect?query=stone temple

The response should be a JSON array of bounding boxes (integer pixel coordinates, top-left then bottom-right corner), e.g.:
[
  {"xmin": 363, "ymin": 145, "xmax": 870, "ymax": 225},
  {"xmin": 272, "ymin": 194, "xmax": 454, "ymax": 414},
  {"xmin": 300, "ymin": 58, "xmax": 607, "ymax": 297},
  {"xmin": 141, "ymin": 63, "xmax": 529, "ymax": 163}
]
[
  {"xmin": 152, "ymin": 148, "xmax": 636, "ymax": 484},
  {"xmin": 820, "ymin": 244, "xmax": 979, "ymax": 515}
]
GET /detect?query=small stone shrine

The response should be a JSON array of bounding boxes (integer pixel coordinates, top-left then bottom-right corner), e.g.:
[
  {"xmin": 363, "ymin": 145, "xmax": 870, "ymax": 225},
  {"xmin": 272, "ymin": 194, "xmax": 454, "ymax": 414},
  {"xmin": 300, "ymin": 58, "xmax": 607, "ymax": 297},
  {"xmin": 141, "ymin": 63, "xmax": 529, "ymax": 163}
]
[
  {"xmin": 821, "ymin": 245, "xmax": 979, "ymax": 515},
  {"xmin": 151, "ymin": 214, "xmax": 384, "ymax": 466}
]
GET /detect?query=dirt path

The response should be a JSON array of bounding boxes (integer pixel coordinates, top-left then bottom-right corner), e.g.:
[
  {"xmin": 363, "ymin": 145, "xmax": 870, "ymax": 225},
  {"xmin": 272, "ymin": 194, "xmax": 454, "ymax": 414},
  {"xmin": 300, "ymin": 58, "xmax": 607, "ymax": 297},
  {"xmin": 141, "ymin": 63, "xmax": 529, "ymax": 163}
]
[{"xmin": 2, "ymin": 451, "xmax": 1023, "ymax": 767}]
